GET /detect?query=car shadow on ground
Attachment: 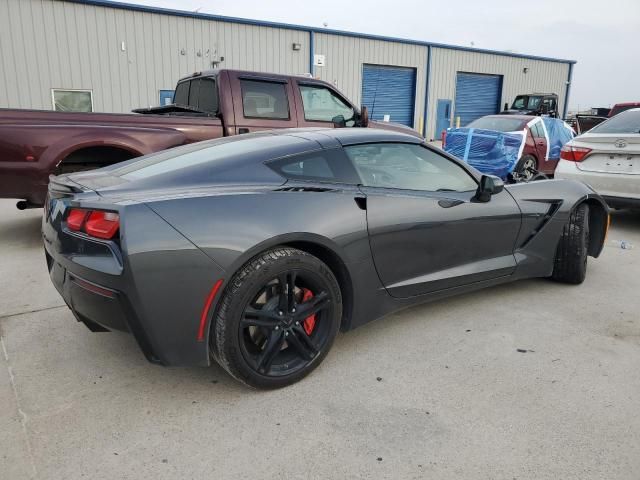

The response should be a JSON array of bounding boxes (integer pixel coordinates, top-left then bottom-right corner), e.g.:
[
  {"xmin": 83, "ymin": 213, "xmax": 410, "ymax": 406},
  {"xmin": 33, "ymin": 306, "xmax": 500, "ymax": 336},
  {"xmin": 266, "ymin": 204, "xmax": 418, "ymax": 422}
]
[
  {"xmin": 68, "ymin": 277, "xmax": 545, "ymax": 393},
  {"xmin": 610, "ymin": 209, "xmax": 640, "ymax": 231},
  {"xmin": 0, "ymin": 210, "xmax": 43, "ymax": 247}
]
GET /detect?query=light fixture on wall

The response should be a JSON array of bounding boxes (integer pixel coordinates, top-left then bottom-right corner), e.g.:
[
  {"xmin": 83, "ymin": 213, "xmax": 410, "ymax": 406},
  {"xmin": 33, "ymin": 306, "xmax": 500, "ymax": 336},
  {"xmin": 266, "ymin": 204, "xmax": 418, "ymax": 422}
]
[
  {"xmin": 292, "ymin": 43, "xmax": 301, "ymax": 51},
  {"xmin": 523, "ymin": 67, "xmax": 529, "ymax": 74}
]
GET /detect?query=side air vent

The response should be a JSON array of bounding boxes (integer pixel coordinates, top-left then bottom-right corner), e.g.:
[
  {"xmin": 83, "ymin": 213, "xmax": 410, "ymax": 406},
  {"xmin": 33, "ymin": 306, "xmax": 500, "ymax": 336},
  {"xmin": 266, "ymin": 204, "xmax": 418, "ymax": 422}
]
[
  {"xmin": 519, "ymin": 201, "xmax": 563, "ymax": 248},
  {"xmin": 275, "ymin": 186, "xmax": 336, "ymax": 193}
]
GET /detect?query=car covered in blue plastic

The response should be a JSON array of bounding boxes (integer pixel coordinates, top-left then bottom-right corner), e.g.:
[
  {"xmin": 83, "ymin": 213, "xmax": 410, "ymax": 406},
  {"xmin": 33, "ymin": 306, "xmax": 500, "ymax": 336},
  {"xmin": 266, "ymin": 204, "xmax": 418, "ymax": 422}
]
[{"xmin": 443, "ymin": 115, "xmax": 574, "ymax": 182}]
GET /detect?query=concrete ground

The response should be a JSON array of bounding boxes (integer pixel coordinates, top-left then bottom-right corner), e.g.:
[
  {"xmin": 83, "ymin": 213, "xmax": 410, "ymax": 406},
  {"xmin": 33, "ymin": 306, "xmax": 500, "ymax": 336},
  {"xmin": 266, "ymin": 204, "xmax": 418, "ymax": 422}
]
[{"xmin": 1, "ymin": 198, "xmax": 639, "ymax": 480}]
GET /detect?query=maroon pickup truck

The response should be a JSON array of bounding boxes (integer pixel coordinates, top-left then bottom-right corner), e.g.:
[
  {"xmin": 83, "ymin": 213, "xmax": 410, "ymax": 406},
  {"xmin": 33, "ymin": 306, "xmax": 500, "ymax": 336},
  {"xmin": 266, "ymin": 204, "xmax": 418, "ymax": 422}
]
[{"xmin": 0, "ymin": 69, "xmax": 416, "ymax": 208}]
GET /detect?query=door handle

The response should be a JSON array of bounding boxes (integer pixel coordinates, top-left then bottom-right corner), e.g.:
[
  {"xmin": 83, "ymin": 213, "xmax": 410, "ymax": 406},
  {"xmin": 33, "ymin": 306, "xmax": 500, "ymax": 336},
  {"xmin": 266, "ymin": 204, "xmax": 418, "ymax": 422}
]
[{"xmin": 239, "ymin": 127, "xmax": 250, "ymax": 134}]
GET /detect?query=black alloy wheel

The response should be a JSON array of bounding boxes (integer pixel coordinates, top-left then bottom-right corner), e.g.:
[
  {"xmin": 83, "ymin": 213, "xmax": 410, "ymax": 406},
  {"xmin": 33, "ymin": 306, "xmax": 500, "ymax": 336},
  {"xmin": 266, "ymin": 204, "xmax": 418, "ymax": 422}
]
[{"xmin": 211, "ymin": 248, "xmax": 342, "ymax": 389}]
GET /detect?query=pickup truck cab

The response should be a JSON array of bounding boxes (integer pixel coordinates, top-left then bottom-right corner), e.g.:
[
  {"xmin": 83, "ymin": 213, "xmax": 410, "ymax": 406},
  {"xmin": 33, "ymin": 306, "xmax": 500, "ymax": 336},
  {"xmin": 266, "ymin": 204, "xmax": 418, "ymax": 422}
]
[
  {"xmin": 502, "ymin": 93, "xmax": 559, "ymax": 118},
  {"xmin": 0, "ymin": 69, "xmax": 415, "ymax": 208}
]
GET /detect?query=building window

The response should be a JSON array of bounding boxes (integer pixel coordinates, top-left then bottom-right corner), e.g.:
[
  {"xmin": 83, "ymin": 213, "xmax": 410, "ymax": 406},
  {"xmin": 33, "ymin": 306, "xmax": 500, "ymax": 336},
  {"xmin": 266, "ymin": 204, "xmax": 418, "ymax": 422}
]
[{"xmin": 52, "ymin": 89, "xmax": 93, "ymax": 112}]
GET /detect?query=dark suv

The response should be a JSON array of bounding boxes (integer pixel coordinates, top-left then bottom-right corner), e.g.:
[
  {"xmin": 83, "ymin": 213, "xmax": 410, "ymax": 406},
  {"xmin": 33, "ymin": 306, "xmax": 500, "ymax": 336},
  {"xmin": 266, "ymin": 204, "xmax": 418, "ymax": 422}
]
[{"xmin": 503, "ymin": 93, "xmax": 559, "ymax": 118}]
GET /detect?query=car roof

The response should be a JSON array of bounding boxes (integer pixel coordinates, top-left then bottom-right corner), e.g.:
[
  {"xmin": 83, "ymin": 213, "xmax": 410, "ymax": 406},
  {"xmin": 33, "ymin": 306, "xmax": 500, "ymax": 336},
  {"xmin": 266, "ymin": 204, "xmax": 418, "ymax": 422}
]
[
  {"xmin": 276, "ymin": 127, "xmax": 424, "ymax": 146},
  {"xmin": 480, "ymin": 114, "xmax": 536, "ymax": 121},
  {"xmin": 612, "ymin": 102, "xmax": 640, "ymax": 107}
]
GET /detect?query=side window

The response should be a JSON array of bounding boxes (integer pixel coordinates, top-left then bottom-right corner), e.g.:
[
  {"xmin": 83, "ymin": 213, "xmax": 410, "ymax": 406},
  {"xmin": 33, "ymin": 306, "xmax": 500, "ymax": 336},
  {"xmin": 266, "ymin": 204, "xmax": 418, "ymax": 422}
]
[
  {"xmin": 268, "ymin": 149, "xmax": 359, "ymax": 183},
  {"xmin": 543, "ymin": 97, "xmax": 556, "ymax": 112},
  {"xmin": 174, "ymin": 81, "xmax": 189, "ymax": 105},
  {"xmin": 344, "ymin": 143, "xmax": 478, "ymax": 192},
  {"xmin": 531, "ymin": 122, "xmax": 546, "ymax": 139},
  {"xmin": 240, "ymin": 80, "xmax": 289, "ymax": 119},
  {"xmin": 299, "ymin": 85, "xmax": 355, "ymax": 124}
]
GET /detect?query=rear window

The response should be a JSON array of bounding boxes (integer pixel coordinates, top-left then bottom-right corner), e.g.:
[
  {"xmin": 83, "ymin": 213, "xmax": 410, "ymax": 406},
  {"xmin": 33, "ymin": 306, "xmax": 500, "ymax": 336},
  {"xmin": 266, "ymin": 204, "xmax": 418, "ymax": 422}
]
[
  {"xmin": 114, "ymin": 134, "xmax": 285, "ymax": 180},
  {"xmin": 174, "ymin": 81, "xmax": 189, "ymax": 105},
  {"xmin": 590, "ymin": 109, "xmax": 640, "ymax": 134},
  {"xmin": 467, "ymin": 117, "xmax": 525, "ymax": 132}
]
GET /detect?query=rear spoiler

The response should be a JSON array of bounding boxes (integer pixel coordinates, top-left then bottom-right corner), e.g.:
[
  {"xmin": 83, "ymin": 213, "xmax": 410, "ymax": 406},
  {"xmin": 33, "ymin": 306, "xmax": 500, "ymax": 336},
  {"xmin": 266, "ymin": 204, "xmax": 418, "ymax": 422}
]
[{"xmin": 48, "ymin": 175, "xmax": 86, "ymax": 195}]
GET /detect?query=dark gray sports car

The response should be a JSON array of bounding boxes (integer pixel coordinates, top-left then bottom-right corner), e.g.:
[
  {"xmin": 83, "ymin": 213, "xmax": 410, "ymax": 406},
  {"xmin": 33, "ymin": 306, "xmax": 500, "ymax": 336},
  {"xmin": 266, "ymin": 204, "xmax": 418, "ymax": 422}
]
[{"xmin": 43, "ymin": 128, "xmax": 609, "ymax": 388}]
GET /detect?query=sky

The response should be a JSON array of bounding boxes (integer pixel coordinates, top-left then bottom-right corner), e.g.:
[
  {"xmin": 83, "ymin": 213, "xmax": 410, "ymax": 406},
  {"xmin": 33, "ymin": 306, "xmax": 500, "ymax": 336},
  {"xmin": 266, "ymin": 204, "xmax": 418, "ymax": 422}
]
[{"xmin": 125, "ymin": 0, "xmax": 639, "ymax": 111}]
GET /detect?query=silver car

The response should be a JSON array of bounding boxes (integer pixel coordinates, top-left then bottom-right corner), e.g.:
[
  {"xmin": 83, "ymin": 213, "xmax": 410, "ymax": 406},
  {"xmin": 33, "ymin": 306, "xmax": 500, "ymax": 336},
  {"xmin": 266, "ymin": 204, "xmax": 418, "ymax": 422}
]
[{"xmin": 555, "ymin": 108, "xmax": 640, "ymax": 208}]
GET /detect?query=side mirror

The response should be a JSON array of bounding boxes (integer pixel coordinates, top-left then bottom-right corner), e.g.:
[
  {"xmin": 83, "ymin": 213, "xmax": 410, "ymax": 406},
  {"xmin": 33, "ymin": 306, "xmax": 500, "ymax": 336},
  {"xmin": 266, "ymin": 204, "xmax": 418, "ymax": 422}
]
[
  {"xmin": 358, "ymin": 105, "xmax": 369, "ymax": 128},
  {"xmin": 504, "ymin": 102, "xmax": 509, "ymax": 111},
  {"xmin": 475, "ymin": 175, "xmax": 504, "ymax": 202},
  {"xmin": 332, "ymin": 114, "xmax": 346, "ymax": 128},
  {"xmin": 540, "ymin": 104, "xmax": 550, "ymax": 115}
]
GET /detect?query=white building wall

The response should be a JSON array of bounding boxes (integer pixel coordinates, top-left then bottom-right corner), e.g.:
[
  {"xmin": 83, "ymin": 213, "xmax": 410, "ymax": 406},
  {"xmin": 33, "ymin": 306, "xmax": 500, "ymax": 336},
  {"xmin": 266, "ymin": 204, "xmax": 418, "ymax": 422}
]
[
  {"xmin": 0, "ymin": 0, "xmax": 572, "ymax": 137},
  {"xmin": 0, "ymin": 0, "xmax": 310, "ymax": 112}
]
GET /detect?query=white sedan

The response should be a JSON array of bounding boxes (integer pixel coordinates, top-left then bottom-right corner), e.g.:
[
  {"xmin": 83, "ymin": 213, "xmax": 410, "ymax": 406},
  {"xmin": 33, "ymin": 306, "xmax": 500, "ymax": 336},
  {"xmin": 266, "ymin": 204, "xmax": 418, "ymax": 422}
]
[{"xmin": 556, "ymin": 108, "xmax": 640, "ymax": 208}]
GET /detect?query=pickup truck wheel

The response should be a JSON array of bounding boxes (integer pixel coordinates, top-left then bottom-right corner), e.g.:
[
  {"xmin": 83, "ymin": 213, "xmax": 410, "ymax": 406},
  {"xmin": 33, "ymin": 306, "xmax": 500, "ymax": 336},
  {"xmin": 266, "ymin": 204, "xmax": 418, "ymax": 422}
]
[{"xmin": 552, "ymin": 203, "xmax": 590, "ymax": 284}]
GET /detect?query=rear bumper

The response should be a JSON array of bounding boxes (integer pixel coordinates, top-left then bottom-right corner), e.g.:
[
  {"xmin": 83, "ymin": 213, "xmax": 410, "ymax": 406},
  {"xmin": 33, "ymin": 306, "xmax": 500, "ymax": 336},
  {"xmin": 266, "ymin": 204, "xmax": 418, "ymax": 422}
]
[
  {"xmin": 555, "ymin": 160, "xmax": 640, "ymax": 206},
  {"xmin": 43, "ymin": 197, "xmax": 226, "ymax": 367},
  {"xmin": 44, "ymin": 247, "xmax": 164, "ymax": 364}
]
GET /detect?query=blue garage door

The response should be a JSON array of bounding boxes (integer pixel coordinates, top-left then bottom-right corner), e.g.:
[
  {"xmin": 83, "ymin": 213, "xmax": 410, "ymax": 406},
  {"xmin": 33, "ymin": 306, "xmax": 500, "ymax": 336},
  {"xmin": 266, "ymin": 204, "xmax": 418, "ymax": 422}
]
[
  {"xmin": 454, "ymin": 72, "xmax": 502, "ymax": 126},
  {"xmin": 362, "ymin": 64, "xmax": 416, "ymax": 127}
]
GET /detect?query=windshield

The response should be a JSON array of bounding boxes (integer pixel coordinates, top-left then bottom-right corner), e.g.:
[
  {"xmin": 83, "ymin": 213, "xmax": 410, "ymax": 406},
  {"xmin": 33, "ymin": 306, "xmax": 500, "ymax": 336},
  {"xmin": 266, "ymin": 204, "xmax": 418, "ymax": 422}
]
[
  {"xmin": 590, "ymin": 109, "xmax": 640, "ymax": 134},
  {"xmin": 467, "ymin": 116, "xmax": 525, "ymax": 132},
  {"xmin": 512, "ymin": 96, "xmax": 542, "ymax": 110}
]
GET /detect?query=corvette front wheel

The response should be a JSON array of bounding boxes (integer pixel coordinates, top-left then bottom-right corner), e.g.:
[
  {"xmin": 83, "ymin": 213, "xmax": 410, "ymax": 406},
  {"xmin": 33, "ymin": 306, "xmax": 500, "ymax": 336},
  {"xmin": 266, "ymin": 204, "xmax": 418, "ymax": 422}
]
[
  {"xmin": 210, "ymin": 247, "xmax": 342, "ymax": 389},
  {"xmin": 552, "ymin": 203, "xmax": 590, "ymax": 284}
]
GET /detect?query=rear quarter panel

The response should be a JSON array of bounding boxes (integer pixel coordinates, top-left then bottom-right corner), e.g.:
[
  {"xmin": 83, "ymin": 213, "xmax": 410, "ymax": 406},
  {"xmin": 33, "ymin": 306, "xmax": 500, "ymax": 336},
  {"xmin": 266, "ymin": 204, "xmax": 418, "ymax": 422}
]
[{"xmin": 146, "ymin": 185, "xmax": 389, "ymax": 331}]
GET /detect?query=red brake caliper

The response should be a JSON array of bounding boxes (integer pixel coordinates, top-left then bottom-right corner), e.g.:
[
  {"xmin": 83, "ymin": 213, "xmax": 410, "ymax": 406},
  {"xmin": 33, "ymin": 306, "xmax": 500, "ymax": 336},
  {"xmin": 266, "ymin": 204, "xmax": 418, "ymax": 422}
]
[{"xmin": 301, "ymin": 288, "xmax": 316, "ymax": 335}]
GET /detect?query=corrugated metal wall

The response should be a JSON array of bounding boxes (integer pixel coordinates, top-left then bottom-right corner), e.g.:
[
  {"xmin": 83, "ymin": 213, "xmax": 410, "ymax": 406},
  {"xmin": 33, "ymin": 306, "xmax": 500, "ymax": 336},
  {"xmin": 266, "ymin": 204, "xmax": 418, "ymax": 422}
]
[
  {"xmin": 0, "ymin": 0, "xmax": 571, "ymax": 136},
  {"xmin": 313, "ymin": 33, "xmax": 427, "ymax": 129},
  {"xmin": 0, "ymin": 0, "xmax": 309, "ymax": 112},
  {"xmin": 427, "ymin": 47, "xmax": 570, "ymax": 139}
]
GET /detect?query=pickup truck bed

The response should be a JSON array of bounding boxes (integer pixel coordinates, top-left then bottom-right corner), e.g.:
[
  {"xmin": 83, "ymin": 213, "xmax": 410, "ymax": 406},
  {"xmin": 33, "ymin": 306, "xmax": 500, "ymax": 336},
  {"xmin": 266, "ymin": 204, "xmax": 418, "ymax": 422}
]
[{"xmin": 1, "ymin": 69, "xmax": 415, "ymax": 207}]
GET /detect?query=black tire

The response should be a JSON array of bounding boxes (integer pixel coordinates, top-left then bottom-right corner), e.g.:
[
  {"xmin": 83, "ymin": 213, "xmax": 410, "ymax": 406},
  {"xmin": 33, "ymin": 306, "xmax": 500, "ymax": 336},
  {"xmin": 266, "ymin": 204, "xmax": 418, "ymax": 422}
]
[
  {"xmin": 514, "ymin": 155, "xmax": 538, "ymax": 182},
  {"xmin": 552, "ymin": 203, "xmax": 590, "ymax": 284},
  {"xmin": 210, "ymin": 247, "xmax": 342, "ymax": 389}
]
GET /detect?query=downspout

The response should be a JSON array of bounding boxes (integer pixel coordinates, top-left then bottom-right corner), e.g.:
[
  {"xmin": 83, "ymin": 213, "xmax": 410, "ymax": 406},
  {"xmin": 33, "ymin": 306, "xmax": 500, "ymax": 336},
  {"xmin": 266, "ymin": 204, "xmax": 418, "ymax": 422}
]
[
  {"xmin": 423, "ymin": 45, "xmax": 432, "ymax": 139},
  {"xmin": 562, "ymin": 62, "xmax": 573, "ymax": 119},
  {"xmin": 309, "ymin": 30, "xmax": 315, "ymax": 77}
]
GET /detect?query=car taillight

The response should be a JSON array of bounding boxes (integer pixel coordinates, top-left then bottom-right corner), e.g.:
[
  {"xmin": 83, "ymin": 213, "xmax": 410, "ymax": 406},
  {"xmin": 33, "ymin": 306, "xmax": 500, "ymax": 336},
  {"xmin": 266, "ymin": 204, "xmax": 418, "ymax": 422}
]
[
  {"xmin": 65, "ymin": 208, "xmax": 120, "ymax": 239},
  {"xmin": 441, "ymin": 130, "xmax": 447, "ymax": 148},
  {"xmin": 67, "ymin": 209, "xmax": 89, "ymax": 231},
  {"xmin": 560, "ymin": 145, "xmax": 592, "ymax": 162}
]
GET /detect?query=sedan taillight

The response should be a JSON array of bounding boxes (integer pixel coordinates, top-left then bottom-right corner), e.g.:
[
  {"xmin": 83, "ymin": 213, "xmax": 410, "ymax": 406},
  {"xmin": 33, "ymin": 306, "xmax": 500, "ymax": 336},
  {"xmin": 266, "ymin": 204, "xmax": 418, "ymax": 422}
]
[
  {"xmin": 66, "ymin": 208, "xmax": 120, "ymax": 239},
  {"xmin": 560, "ymin": 145, "xmax": 592, "ymax": 162}
]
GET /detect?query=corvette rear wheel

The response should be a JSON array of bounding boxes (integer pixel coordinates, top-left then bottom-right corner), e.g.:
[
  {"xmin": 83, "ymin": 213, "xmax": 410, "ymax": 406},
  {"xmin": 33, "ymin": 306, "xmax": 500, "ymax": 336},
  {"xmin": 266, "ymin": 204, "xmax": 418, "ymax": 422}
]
[
  {"xmin": 552, "ymin": 203, "xmax": 590, "ymax": 284},
  {"xmin": 210, "ymin": 247, "xmax": 342, "ymax": 389}
]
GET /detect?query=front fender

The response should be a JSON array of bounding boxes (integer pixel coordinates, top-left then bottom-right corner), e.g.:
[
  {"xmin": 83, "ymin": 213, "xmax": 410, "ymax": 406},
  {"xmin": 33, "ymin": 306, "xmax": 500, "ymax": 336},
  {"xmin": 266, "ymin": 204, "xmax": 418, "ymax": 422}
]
[{"xmin": 506, "ymin": 179, "xmax": 609, "ymax": 276}]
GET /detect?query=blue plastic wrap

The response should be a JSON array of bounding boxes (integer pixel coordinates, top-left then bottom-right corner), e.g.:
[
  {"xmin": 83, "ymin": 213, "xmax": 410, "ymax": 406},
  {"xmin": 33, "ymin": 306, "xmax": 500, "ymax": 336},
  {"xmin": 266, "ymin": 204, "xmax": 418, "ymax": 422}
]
[
  {"xmin": 444, "ymin": 128, "xmax": 524, "ymax": 179},
  {"xmin": 542, "ymin": 117, "xmax": 574, "ymax": 160}
]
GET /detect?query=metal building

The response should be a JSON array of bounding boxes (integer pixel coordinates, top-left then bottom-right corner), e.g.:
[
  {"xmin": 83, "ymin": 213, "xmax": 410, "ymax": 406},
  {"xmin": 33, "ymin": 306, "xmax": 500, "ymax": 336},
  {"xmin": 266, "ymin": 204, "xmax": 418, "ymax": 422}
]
[{"xmin": 0, "ymin": 0, "xmax": 575, "ymax": 140}]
